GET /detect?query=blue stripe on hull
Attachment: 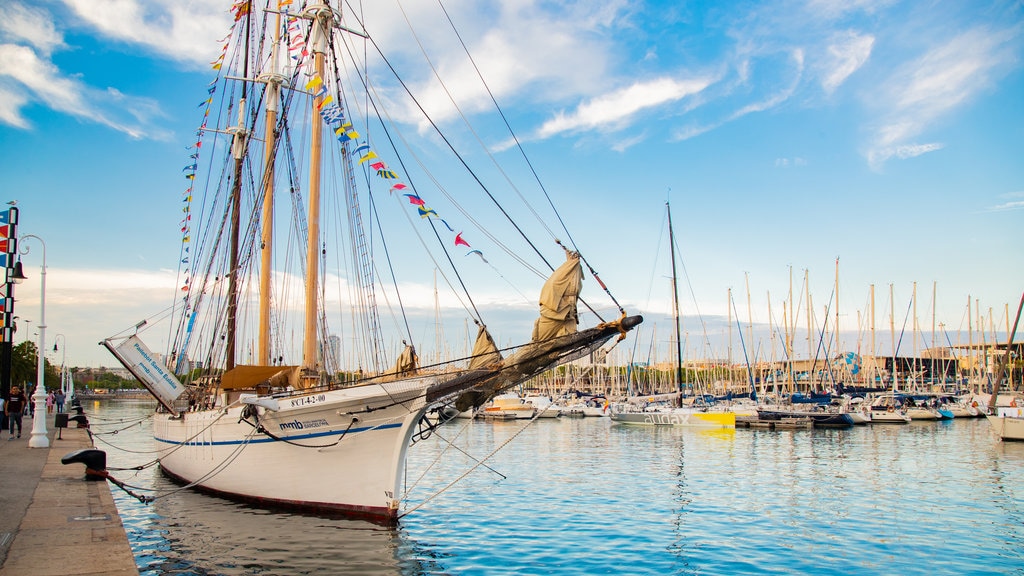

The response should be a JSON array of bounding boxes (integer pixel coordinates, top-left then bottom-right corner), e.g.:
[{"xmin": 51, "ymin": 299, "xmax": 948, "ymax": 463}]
[{"xmin": 154, "ymin": 421, "xmax": 403, "ymax": 446}]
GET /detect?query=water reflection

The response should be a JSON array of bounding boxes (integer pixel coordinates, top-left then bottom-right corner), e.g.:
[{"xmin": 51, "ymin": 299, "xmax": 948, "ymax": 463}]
[
  {"xmin": 90, "ymin": 400, "xmax": 1023, "ymax": 575},
  {"xmin": 93, "ymin": 400, "xmax": 418, "ymax": 576}
]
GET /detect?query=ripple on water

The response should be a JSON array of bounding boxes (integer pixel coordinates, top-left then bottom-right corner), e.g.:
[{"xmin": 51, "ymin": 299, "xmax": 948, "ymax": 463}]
[{"xmin": 96, "ymin": 402, "xmax": 1024, "ymax": 575}]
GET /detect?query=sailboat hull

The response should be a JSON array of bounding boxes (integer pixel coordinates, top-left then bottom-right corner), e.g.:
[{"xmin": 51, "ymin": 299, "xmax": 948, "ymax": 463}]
[
  {"xmin": 987, "ymin": 407, "xmax": 1024, "ymax": 441},
  {"xmin": 609, "ymin": 408, "xmax": 735, "ymax": 428},
  {"xmin": 147, "ymin": 318, "xmax": 643, "ymax": 522},
  {"xmin": 154, "ymin": 382, "xmax": 433, "ymax": 523}
]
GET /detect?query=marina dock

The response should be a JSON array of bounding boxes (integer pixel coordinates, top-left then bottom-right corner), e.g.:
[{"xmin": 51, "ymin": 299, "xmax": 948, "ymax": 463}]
[{"xmin": 0, "ymin": 414, "xmax": 137, "ymax": 576}]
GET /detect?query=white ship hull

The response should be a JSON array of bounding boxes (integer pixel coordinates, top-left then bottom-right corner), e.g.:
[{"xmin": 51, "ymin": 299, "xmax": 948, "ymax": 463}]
[
  {"xmin": 155, "ymin": 380, "xmax": 434, "ymax": 521},
  {"xmin": 987, "ymin": 407, "xmax": 1024, "ymax": 441}
]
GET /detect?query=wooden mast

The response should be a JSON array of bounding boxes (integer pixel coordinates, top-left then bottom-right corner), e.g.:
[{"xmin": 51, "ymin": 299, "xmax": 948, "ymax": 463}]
[
  {"xmin": 986, "ymin": 292, "xmax": 1024, "ymax": 413},
  {"xmin": 302, "ymin": 3, "xmax": 333, "ymax": 380},
  {"xmin": 225, "ymin": 3, "xmax": 253, "ymax": 372},
  {"xmin": 258, "ymin": 8, "xmax": 285, "ymax": 366}
]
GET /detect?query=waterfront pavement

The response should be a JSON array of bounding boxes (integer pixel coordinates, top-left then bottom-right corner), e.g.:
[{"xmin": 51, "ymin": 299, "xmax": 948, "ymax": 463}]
[{"xmin": 0, "ymin": 412, "xmax": 138, "ymax": 576}]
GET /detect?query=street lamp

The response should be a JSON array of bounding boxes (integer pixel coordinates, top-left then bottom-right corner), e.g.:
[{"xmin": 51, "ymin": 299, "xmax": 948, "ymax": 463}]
[
  {"xmin": 53, "ymin": 333, "xmax": 65, "ymax": 363},
  {"xmin": 15, "ymin": 234, "xmax": 48, "ymax": 449},
  {"xmin": 52, "ymin": 333, "xmax": 67, "ymax": 405}
]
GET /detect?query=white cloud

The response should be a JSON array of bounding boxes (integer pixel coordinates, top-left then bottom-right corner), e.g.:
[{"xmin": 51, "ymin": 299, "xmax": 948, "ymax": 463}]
[
  {"xmin": 12, "ymin": 267, "xmax": 180, "ymax": 366},
  {"xmin": 987, "ymin": 191, "xmax": 1024, "ymax": 212},
  {"xmin": 0, "ymin": 84, "xmax": 30, "ymax": 128},
  {"xmin": 0, "ymin": 2, "xmax": 64, "ymax": 55},
  {"xmin": 775, "ymin": 157, "xmax": 808, "ymax": 167},
  {"xmin": 866, "ymin": 26, "xmax": 1019, "ymax": 169},
  {"xmin": 61, "ymin": 0, "xmax": 232, "ymax": 66},
  {"xmin": 363, "ymin": 0, "xmax": 628, "ymax": 133},
  {"xmin": 0, "ymin": 43, "xmax": 170, "ymax": 138},
  {"xmin": 989, "ymin": 200, "xmax": 1024, "ymax": 211},
  {"xmin": 672, "ymin": 49, "xmax": 802, "ymax": 142},
  {"xmin": 807, "ymin": 0, "xmax": 898, "ymax": 20},
  {"xmin": 822, "ymin": 31, "xmax": 874, "ymax": 93},
  {"xmin": 536, "ymin": 76, "xmax": 714, "ymax": 139}
]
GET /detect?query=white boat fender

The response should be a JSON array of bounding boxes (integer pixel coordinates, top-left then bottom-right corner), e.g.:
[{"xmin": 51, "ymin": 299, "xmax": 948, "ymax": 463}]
[{"xmin": 240, "ymin": 394, "xmax": 280, "ymax": 412}]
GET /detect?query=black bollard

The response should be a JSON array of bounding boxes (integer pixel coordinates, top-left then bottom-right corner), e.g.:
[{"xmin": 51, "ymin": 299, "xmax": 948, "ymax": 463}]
[{"xmin": 61, "ymin": 449, "xmax": 108, "ymax": 481}]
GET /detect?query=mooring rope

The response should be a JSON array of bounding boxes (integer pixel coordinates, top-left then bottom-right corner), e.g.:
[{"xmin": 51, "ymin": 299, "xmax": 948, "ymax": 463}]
[{"xmin": 398, "ymin": 402, "xmax": 547, "ymax": 519}]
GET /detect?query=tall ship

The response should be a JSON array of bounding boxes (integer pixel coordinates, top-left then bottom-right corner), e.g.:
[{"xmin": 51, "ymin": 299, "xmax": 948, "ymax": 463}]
[{"xmin": 104, "ymin": 0, "xmax": 639, "ymax": 523}]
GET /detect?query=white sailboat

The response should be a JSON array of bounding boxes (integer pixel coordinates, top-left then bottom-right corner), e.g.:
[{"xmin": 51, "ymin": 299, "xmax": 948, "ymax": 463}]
[
  {"xmin": 103, "ymin": 0, "xmax": 640, "ymax": 523},
  {"xmin": 609, "ymin": 201, "xmax": 735, "ymax": 429},
  {"xmin": 985, "ymin": 292, "xmax": 1024, "ymax": 441}
]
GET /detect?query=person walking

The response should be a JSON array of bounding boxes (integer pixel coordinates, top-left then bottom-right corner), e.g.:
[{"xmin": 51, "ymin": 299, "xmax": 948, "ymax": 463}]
[
  {"xmin": 55, "ymin": 390, "xmax": 66, "ymax": 413},
  {"xmin": 6, "ymin": 385, "xmax": 27, "ymax": 439},
  {"xmin": 46, "ymin": 390, "xmax": 55, "ymax": 414}
]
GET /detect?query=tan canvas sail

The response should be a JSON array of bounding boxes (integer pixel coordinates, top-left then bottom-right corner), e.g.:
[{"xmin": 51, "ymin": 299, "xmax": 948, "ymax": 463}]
[
  {"xmin": 532, "ymin": 250, "xmax": 583, "ymax": 341},
  {"xmin": 220, "ymin": 365, "xmax": 300, "ymax": 390},
  {"xmin": 378, "ymin": 344, "xmax": 419, "ymax": 382},
  {"xmin": 469, "ymin": 324, "xmax": 502, "ymax": 369}
]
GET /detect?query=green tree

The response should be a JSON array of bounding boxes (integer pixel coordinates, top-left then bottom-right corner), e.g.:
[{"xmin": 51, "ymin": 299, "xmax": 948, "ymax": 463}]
[{"xmin": 11, "ymin": 341, "xmax": 59, "ymax": 392}]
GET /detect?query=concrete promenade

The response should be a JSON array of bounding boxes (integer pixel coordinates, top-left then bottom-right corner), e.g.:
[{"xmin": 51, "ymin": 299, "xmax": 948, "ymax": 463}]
[{"xmin": 0, "ymin": 413, "xmax": 138, "ymax": 575}]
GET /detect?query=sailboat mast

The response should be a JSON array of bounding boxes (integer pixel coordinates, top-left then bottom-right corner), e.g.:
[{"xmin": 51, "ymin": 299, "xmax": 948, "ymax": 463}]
[
  {"xmin": 834, "ymin": 258, "xmax": 840, "ymax": 367},
  {"xmin": 890, "ymin": 283, "xmax": 896, "ymax": 392},
  {"xmin": 226, "ymin": 7, "xmax": 253, "ymax": 372},
  {"xmin": 258, "ymin": 10, "xmax": 284, "ymax": 366},
  {"xmin": 986, "ymin": 292, "xmax": 1024, "ymax": 413},
  {"xmin": 666, "ymin": 202, "xmax": 684, "ymax": 393},
  {"xmin": 303, "ymin": 4, "xmax": 333, "ymax": 375},
  {"xmin": 870, "ymin": 284, "xmax": 876, "ymax": 386}
]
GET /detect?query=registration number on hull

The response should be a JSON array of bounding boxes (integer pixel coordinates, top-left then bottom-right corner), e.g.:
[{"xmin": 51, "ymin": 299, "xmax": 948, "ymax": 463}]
[{"xmin": 290, "ymin": 394, "xmax": 327, "ymax": 408}]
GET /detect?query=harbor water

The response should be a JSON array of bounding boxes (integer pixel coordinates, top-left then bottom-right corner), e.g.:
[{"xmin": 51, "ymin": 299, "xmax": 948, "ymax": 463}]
[{"xmin": 86, "ymin": 400, "xmax": 1023, "ymax": 575}]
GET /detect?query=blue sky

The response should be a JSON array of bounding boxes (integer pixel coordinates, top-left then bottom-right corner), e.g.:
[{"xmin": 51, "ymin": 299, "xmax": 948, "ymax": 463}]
[{"xmin": 1, "ymin": 0, "xmax": 1022, "ymax": 370}]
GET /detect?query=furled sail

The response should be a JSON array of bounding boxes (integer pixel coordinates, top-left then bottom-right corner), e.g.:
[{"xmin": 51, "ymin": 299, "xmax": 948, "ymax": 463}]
[
  {"xmin": 220, "ymin": 365, "xmax": 300, "ymax": 390},
  {"xmin": 379, "ymin": 343, "xmax": 418, "ymax": 382},
  {"xmin": 532, "ymin": 250, "xmax": 583, "ymax": 341},
  {"xmin": 468, "ymin": 324, "xmax": 502, "ymax": 369}
]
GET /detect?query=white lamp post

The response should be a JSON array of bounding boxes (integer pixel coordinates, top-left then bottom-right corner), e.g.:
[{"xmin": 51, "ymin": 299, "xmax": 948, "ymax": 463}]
[
  {"xmin": 53, "ymin": 333, "xmax": 66, "ymax": 408},
  {"xmin": 17, "ymin": 234, "xmax": 48, "ymax": 449}
]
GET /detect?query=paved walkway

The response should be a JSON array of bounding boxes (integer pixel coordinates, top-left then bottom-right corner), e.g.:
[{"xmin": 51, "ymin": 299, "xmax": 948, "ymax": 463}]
[{"xmin": 0, "ymin": 413, "xmax": 137, "ymax": 575}]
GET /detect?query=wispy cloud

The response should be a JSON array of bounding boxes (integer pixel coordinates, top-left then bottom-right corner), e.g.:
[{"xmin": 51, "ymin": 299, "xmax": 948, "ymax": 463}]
[
  {"xmin": 866, "ymin": 25, "xmax": 1020, "ymax": 169},
  {"xmin": 0, "ymin": 84, "xmax": 30, "ymax": 128},
  {"xmin": 822, "ymin": 31, "xmax": 874, "ymax": 93},
  {"xmin": 807, "ymin": 0, "xmax": 899, "ymax": 20},
  {"xmin": 0, "ymin": 2, "xmax": 64, "ymax": 55},
  {"xmin": 536, "ymin": 76, "xmax": 714, "ymax": 139},
  {"xmin": 775, "ymin": 157, "xmax": 808, "ymax": 168},
  {"xmin": 0, "ymin": 43, "xmax": 170, "ymax": 138},
  {"xmin": 986, "ymin": 191, "xmax": 1024, "ymax": 212},
  {"xmin": 61, "ymin": 0, "xmax": 231, "ymax": 65},
  {"xmin": 672, "ymin": 49, "xmax": 803, "ymax": 142}
]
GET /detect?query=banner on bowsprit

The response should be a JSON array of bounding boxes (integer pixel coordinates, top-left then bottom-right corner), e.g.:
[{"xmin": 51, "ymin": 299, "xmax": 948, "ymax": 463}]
[{"xmin": 103, "ymin": 335, "xmax": 185, "ymax": 415}]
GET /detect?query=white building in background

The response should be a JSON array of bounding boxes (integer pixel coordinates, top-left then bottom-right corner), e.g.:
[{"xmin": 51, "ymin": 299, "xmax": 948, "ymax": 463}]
[{"xmin": 325, "ymin": 334, "xmax": 341, "ymax": 370}]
